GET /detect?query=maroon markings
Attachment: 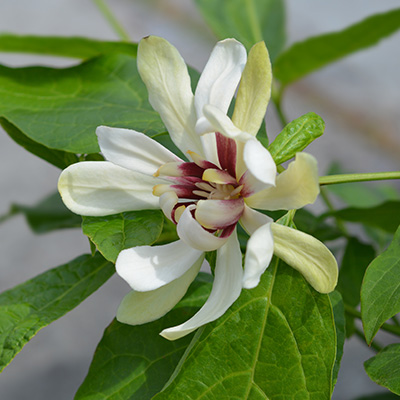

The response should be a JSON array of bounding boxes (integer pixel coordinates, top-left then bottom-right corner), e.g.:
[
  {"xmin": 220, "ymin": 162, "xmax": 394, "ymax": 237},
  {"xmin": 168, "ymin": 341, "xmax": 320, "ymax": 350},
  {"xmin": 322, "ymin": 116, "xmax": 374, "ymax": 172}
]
[{"xmin": 216, "ymin": 132, "xmax": 237, "ymax": 178}]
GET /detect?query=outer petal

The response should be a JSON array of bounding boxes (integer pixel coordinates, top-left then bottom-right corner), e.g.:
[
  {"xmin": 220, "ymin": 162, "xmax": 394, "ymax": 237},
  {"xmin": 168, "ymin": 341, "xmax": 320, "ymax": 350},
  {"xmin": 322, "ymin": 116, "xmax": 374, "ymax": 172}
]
[
  {"xmin": 177, "ymin": 205, "xmax": 230, "ymax": 251},
  {"xmin": 240, "ymin": 139, "xmax": 276, "ymax": 197},
  {"xmin": 58, "ymin": 161, "xmax": 161, "ymax": 216},
  {"xmin": 116, "ymin": 240, "xmax": 203, "ymax": 292},
  {"xmin": 116, "ymin": 255, "xmax": 203, "ymax": 326},
  {"xmin": 97, "ymin": 126, "xmax": 180, "ymax": 176},
  {"xmin": 240, "ymin": 204, "xmax": 272, "ymax": 234},
  {"xmin": 245, "ymin": 152, "xmax": 319, "ymax": 210},
  {"xmin": 137, "ymin": 36, "xmax": 203, "ymax": 156},
  {"xmin": 195, "ymin": 39, "xmax": 247, "ymax": 135},
  {"xmin": 161, "ymin": 231, "xmax": 243, "ymax": 340},
  {"xmin": 271, "ymin": 223, "xmax": 338, "ymax": 293},
  {"xmin": 232, "ymin": 41, "xmax": 272, "ymax": 136}
]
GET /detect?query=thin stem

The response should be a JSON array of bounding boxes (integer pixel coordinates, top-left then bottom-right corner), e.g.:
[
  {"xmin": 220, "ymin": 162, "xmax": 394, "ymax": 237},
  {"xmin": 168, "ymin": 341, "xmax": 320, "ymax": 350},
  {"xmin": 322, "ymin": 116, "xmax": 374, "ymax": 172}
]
[
  {"xmin": 245, "ymin": 0, "xmax": 263, "ymax": 43},
  {"xmin": 320, "ymin": 187, "xmax": 348, "ymax": 235},
  {"xmin": 0, "ymin": 208, "xmax": 18, "ymax": 224},
  {"xmin": 92, "ymin": 0, "xmax": 130, "ymax": 42},
  {"xmin": 392, "ymin": 315, "xmax": 400, "ymax": 327},
  {"xmin": 319, "ymin": 171, "xmax": 400, "ymax": 186},
  {"xmin": 271, "ymin": 81, "xmax": 288, "ymax": 127}
]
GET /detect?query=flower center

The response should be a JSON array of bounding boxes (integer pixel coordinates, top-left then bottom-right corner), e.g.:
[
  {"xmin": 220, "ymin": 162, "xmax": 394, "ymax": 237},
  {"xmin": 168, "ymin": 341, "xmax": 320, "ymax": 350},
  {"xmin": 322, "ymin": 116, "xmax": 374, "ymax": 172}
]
[{"xmin": 193, "ymin": 182, "xmax": 243, "ymax": 200}]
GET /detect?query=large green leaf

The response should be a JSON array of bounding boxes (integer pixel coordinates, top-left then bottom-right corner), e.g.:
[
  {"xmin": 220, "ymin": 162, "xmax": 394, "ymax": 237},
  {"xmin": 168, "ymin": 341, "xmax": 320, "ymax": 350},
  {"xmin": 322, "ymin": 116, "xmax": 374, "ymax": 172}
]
[
  {"xmin": 325, "ymin": 201, "xmax": 400, "ymax": 234},
  {"xmin": 268, "ymin": 112, "xmax": 325, "ymax": 165},
  {"xmin": 0, "ymin": 253, "xmax": 114, "ymax": 372},
  {"xmin": 365, "ymin": 344, "xmax": 400, "ymax": 395},
  {"xmin": 337, "ymin": 237, "xmax": 376, "ymax": 307},
  {"xmin": 0, "ymin": 34, "xmax": 137, "ymax": 59},
  {"xmin": 361, "ymin": 227, "xmax": 400, "ymax": 344},
  {"xmin": 0, "ymin": 118, "xmax": 78, "ymax": 169},
  {"xmin": 274, "ymin": 8, "xmax": 400, "ymax": 86},
  {"xmin": 82, "ymin": 210, "xmax": 164, "ymax": 263},
  {"xmin": 0, "ymin": 54, "xmax": 165, "ymax": 154},
  {"xmin": 154, "ymin": 259, "xmax": 336, "ymax": 399},
  {"xmin": 8, "ymin": 192, "xmax": 81, "ymax": 233},
  {"xmin": 355, "ymin": 393, "xmax": 400, "ymax": 400},
  {"xmin": 74, "ymin": 273, "xmax": 212, "ymax": 400},
  {"xmin": 194, "ymin": 0, "xmax": 286, "ymax": 62}
]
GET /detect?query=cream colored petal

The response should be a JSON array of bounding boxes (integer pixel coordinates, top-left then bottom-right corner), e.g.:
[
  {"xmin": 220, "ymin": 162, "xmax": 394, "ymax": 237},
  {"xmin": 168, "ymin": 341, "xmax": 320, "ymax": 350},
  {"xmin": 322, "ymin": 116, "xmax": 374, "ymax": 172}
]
[
  {"xmin": 195, "ymin": 38, "xmax": 247, "ymax": 135},
  {"xmin": 116, "ymin": 255, "xmax": 203, "ymax": 326},
  {"xmin": 58, "ymin": 161, "xmax": 161, "ymax": 216},
  {"xmin": 240, "ymin": 205, "xmax": 272, "ymax": 235},
  {"xmin": 271, "ymin": 223, "xmax": 338, "ymax": 293},
  {"xmin": 137, "ymin": 36, "xmax": 203, "ymax": 156},
  {"xmin": 161, "ymin": 231, "xmax": 243, "ymax": 340},
  {"xmin": 232, "ymin": 41, "xmax": 272, "ymax": 136},
  {"xmin": 245, "ymin": 152, "xmax": 319, "ymax": 210},
  {"xmin": 97, "ymin": 126, "xmax": 180, "ymax": 176},
  {"xmin": 159, "ymin": 191, "xmax": 178, "ymax": 222}
]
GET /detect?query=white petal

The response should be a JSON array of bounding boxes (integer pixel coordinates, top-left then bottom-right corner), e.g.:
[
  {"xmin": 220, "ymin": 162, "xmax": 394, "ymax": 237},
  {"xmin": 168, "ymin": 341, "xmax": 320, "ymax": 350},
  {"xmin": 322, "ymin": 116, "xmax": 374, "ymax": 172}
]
[
  {"xmin": 177, "ymin": 205, "xmax": 230, "ymax": 251},
  {"xmin": 195, "ymin": 39, "xmax": 247, "ymax": 134},
  {"xmin": 161, "ymin": 231, "xmax": 243, "ymax": 340},
  {"xmin": 137, "ymin": 36, "xmax": 203, "ymax": 156},
  {"xmin": 271, "ymin": 223, "xmax": 338, "ymax": 294},
  {"xmin": 245, "ymin": 152, "xmax": 320, "ymax": 210},
  {"xmin": 159, "ymin": 191, "xmax": 178, "ymax": 222},
  {"xmin": 240, "ymin": 139, "xmax": 276, "ymax": 196},
  {"xmin": 58, "ymin": 162, "xmax": 161, "ymax": 216},
  {"xmin": 243, "ymin": 222, "xmax": 274, "ymax": 289},
  {"xmin": 117, "ymin": 255, "xmax": 203, "ymax": 326},
  {"xmin": 240, "ymin": 204, "xmax": 272, "ymax": 234},
  {"xmin": 195, "ymin": 199, "xmax": 244, "ymax": 229},
  {"xmin": 116, "ymin": 240, "xmax": 203, "ymax": 292},
  {"xmin": 97, "ymin": 126, "xmax": 180, "ymax": 176}
]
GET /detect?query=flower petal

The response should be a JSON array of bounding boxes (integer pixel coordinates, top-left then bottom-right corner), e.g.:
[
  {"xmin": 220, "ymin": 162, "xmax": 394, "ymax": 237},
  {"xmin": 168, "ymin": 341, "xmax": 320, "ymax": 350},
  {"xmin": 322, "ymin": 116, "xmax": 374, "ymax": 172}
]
[
  {"xmin": 116, "ymin": 240, "xmax": 203, "ymax": 292},
  {"xmin": 195, "ymin": 38, "xmax": 247, "ymax": 135},
  {"xmin": 245, "ymin": 152, "xmax": 319, "ymax": 210},
  {"xmin": 195, "ymin": 198, "xmax": 244, "ymax": 229},
  {"xmin": 159, "ymin": 191, "xmax": 178, "ymax": 222},
  {"xmin": 177, "ymin": 205, "xmax": 230, "ymax": 251},
  {"xmin": 240, "ymin": 204, "xmax": 272, "ymax": 234},
  {"xmin": 137, "ymin": 36, "xmax": 203, "ymax": 156},
  {"xmin": 116, "ymin": 255, "xmax": 203, "ymax": 326},
  {"xmin": 161, "ymin": 231, "xmax": 243, "ymax": 340},
  {"xmin": 240, "ymin": 139, "xmax": 276, "ymax": 197},
  {"xmin": 232, "ymin": 41, "xmax": 272, "ymax": 136},
  {"xmin": 271, "ymin": 223, "xmax": 338, "ymax": 293},
  {"xmin": 97, "ymin": 126, "xmax": 180, "ymax": 176},
  {"xmin": 58, "ymin": 161, "xmax": 161, "ymax": 216}
]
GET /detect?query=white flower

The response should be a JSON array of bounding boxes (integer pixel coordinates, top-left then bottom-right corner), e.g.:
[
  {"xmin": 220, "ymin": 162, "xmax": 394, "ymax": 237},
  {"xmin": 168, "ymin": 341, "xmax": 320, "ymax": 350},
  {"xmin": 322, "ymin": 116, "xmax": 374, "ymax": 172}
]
[{"xmin": 58, "ymin": 36, "xmax": 338, "ymax": 340}]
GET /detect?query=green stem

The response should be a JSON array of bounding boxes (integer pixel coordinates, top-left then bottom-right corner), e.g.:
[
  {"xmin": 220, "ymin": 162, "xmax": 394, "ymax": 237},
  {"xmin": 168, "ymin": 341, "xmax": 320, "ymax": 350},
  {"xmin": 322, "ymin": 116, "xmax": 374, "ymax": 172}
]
[
  {"xmin": 245, "ymin": 0, "xmax": 263, "ymax": 43},
  {"xmin": 345, "ymin": 305, "xmax": 400, "ymax": 337},
  {"xmin": 92, "ymin": 0, "xmax": 130, "ymax": 42},
  {"xmin": 319, "ymin": 171, "xmax": 400, "ymax": 186},
  {"xmin": 320, "ymin": 187, "xmax": 348, "ymax": 235}
]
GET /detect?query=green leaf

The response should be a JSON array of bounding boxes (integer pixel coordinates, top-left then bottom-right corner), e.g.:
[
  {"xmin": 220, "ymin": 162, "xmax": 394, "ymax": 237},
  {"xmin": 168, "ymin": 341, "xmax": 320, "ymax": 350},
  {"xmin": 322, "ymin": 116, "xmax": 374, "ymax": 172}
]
[
  {"xmin": 0, "ymin": 54, "xmax": 165, "ymax": 154},
  {"xmin": 329, "ymin": 291, "xmax": 345, "ymax": 387},
  {"xmin": 337, "ymin": 237, "xmax": 376, "ymax": 307},
  {"xmin": 0, "ymin": 253, "xmax": 114, "ymax": 372},
  {"xmin": 74, "ymin": 273, "xmax": 212, "ymax": 400},
  {"xmin": 325, "ymin": 201, "xmax": 400, "ymax": 234},
  {"xmin": 0, "ymin": 118, "xmax": 78, "ymax": 169},
  {"xmin": 10, "ymin": 192, "xmax": 81, "ymax": 233},
  {"xmin": 274, "ymin": 8, "xmax": 400, "ymax": 86},
  {"xmin": 365, "ymin": 344, "xmax": 400, "ymax": 395},
  {"xmin": 0, "ymin": 34, "xmax": 137, "ymax": 59},
  {"xmin": 355, "ymin": 394, "xmax": 400, "ymax": 400},
  {"xmin": 361, "ymin": 227, "xmax": 400, "ymax": 344},
  {"xmin": 268, "ymin": 112, "xmax": 325, "ymax": 165},
  {"xmin": 194, "ymin": 0, "xmax": 286, "ymax": 62},
  {"xmin": 82, "ymin": 210, "xmax": 164, "ymax": 263},
  {"xmin": 154, "ymin": 259, "xmax": 336, "ymax": 399}
]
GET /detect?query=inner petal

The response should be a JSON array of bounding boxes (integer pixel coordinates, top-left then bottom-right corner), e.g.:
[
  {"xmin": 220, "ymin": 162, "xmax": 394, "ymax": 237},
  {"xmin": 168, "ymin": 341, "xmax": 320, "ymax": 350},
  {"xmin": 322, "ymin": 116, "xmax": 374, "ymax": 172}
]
[{"xmin": 216, "ymin": 132, "xmax": 237, "ymax": 178}]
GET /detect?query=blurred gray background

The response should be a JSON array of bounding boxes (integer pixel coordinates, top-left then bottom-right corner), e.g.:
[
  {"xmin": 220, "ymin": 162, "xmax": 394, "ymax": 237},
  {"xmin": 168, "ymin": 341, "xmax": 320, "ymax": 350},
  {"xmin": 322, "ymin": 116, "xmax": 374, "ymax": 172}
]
[{"xmin": 0, "ymin": 1, "xmax": 399, "ymax": 399}]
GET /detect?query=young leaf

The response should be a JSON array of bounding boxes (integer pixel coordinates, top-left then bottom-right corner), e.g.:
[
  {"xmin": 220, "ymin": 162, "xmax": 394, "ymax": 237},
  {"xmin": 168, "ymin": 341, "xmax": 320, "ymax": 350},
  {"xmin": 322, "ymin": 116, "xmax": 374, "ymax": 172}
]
[
  {"xmin": 268, "ymin": 112, "xmax": 325, "ymax": 165},
  {"xmin": 154, "ymin": 259, "xmax": 336, "ymax": 399},
  {"xmin": 337, "ymin": 237, "xmax": 376, "ymax": 307},
  {"xmin": 325, "ymin": 201, "xmax": 400, "ymax": 234},
  {"xmin": 74, "ymin": 273, "xmax": 212, "ymax": 400},
  {"xmin": 361, "ymin": 227, "xmax": 400, "ymax": 344},
  {"xmin": 0, "ymin": 34, "xmax": 137, "ymax": 59},
  {"xmin": 273, "ymin": 8, "xmax": 400, "ymax": 86},
  {"xmin": 10, "ymin": 192, "xmax": 81, "ymax": 233},
  {"xmin": 329, "ymin": 290, "xmax": 345, "ymax": 387},
  {"xmin": 0, "ymin": 118, "xmax": 78, "ymax": 169},
  {"xmin": 364, "ymin": 344, "xmax": 400, "ymax": 395},
  {"xmin": 0, "ymin": 54, "xmax": 165, "ymax": 154},
  {"xmin": 194, "ymin": 0, "xmax": 286, "ymax": 62},
  {"xmin": 82, "ymin": 210, "xmax": 164, "ymax": 263},
  {"xmin": 0, "ymin": 253, "xmax": 114, "ymax": 372}
]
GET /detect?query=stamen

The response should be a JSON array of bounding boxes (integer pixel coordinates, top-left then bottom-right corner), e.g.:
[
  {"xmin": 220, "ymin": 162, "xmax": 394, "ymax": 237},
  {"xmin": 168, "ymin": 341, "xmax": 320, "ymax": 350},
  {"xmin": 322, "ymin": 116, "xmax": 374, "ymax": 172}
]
[
  {"xmin": 195, "ymin": 182, "xmax": 215, "ymax": 192},
  {"xmin": 192, "ymin": 190, "xmax": 210, "ymax": 198}
]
